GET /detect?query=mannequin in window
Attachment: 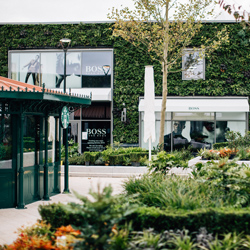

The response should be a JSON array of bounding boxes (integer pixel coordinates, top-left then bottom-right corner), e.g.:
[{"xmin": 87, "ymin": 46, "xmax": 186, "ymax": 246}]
[
  {"xmin": 164, "ymin": 121, "xmax": 188, "ymax": 150},
  {"xmin": 22, "ymin": 55, "xmax": 40, "ymax": 85}
]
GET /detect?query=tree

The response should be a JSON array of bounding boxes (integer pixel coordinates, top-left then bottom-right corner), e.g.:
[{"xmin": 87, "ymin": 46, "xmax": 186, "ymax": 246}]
[
  {"xmin": 109, "ymin": 0, "xmax": 229, "ymax": 150},
  {"xmin": 219, "ymin": 0, "xmax": 250, "ymax": 25}
]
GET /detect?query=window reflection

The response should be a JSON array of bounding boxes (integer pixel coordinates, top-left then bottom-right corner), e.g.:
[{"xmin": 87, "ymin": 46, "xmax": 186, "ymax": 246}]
[
  {"xmin": 10, "ymin": 50, "xmax": 113, "ymax": 89},
  {"xmin": 0, "ymin": 114, "xmax": 12, "ymax": 163}
]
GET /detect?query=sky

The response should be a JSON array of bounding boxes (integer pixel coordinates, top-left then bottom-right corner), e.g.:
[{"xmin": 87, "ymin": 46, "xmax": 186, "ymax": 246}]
[{"xmin": 0, "ymin": 0, "xmax": 249, "ymax": 23}]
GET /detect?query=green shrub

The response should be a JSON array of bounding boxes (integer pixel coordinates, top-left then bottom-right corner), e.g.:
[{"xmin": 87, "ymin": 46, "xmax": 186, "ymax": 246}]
[
  {"xmin": 0, "ymin": 143, "xmax": 6, "ymax": 160},
  {"xmin": 90, "ymin": 151, "xmax": 101, "ymax": 164},
  {"xmin": 83, "ymin": 151, "xmax": 91, "ymax": 162},
  {"xmin": 213, "ymin": 142, "xmax": 229, "ymax": 149},
  {"xmin": 39, "ymin": 185, "xmax": 137, "ymax": 250},
  {"xmin": 126, "ymin": 206, "xmax": 250, "ymax": 236},
  {"xmin": 148, "ymin": 151, "xmax": 188, "ymax": 175},
  {"xmin": 68, "ymin": 154, "xmax": 85, "ymax": 165}
]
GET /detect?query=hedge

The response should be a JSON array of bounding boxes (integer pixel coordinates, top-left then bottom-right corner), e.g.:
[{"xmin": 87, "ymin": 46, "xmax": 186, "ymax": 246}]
[{"xmin": 39, "ymin": 202, "xmax": 250, "ymax": 235}]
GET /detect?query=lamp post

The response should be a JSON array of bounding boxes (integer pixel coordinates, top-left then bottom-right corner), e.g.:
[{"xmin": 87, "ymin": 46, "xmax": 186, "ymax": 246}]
[
  {"xmin": 60, "ymin": 38, "xmax": 71, "ymax": 93},
  {"xmin": 60, "ymin": 38, "xmax": 71, "ymax": 193}
]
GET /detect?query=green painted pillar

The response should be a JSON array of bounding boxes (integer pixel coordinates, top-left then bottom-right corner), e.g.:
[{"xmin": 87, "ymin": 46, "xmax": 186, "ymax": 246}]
[
  {"xmin": 17, "ymin": 113, "xmax": 25, "ymax": 209},
  {"xmin": 63, "ymin": 127, "xmax": 70, "ymax": 193},
  {"xmin": 43, "ymin": 115, "xmax": 50, "ymax": 200},
  {"xmin": 53, "ymin": 117, "xmax": 60, "ymax": 193}
]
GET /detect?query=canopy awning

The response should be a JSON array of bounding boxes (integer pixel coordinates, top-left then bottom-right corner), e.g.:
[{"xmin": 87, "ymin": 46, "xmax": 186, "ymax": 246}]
[
  {"xmin": 0, "ymin": 76, "xmax": 91, "ymax": 115},
  {"xmin": 139, "ymin": 97, "xmax": 249, "ymax": 112}
]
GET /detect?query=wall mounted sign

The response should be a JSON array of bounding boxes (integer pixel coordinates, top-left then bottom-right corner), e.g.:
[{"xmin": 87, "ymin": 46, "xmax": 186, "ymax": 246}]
[{"xmin": 60, "ymin": 106, "xmax": 69, "ymax": 129}]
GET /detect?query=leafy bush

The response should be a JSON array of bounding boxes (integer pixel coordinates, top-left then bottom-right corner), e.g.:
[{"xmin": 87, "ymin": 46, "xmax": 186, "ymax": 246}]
[
  {"xmin": 148, "ymin": 151, "xmax": 189, "ymax": 175},
  {"xmin": 61, "ymin": 139, "xmax": 80, "ymax": 160},
  {"xmin": 0, "ymin": 143, "xmax": 6, "ymax": 160},
  {"xmin": 192, "ymin": 159, "xmax": 250, "ymax": 207},
  {"xmin": 101, "ymin": 146, "xmax": 148, "ymax": 166},
  {"xmin": 39, "ymin": 185, "xmax": 137, "ymax": 250}
]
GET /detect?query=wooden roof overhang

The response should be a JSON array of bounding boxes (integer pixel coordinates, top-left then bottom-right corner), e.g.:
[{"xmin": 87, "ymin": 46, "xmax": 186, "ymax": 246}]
[{"xmin": 0, "ymin": 77, "xmax": 91, "ymax": 116}]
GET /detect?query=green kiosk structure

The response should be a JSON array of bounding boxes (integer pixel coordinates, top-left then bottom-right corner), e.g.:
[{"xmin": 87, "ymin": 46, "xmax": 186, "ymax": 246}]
[{"xmin": 0, "ymin": 76, "xmax": 91, "ymax": 209}]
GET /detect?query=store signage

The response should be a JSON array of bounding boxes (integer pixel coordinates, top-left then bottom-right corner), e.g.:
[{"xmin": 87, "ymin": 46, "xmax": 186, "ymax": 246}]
[
  {"xmin": 87, "ymin": 128, "xmax": 107, "ymax": 137},
  {"xmin": 188, "ymin": 107, "xmax": 200, "ymax": 110},
  {"xmin": 60, "ymin": 106, "xmax": 69, "ymax": 129}
]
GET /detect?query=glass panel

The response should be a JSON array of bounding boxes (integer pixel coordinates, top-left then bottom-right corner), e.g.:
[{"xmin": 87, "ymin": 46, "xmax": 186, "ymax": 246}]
[
  {"xmin": 141, "ymin": 120, "xmax": 170, "ymax": 150},
  {"xmin": 41, "ymin": 52, "xmax": 81, "ymax": 89},
  {"xmin": 18, "ymin": 53, "xmax": 41, "ymax": 85},
  {"xmin": 68, "ymin": 122, "xmax": 78, "ymax": 143},
  {"xmin": 190, "ymin": 121, "xmax": 214, "ymax": 149},
  {"xmin": 23, "ymin": 116, "xmax": 36, "ymax": 167},
  {"xmin": 164, "ymin": 121, "xmax": 190, "ymax": 151},
  {"xmin": 155, "ymin": 112, "xmax": 171, "ymax": 120},
  {"xmin": 81, "ymin": 121, "xmax": 111, "ymax": 152},
  {"xmin": 182, "ymin": 49, "xmax": 205, "ymax": 80},
  {"xmin": 10, "ymin": 53, "xmax": 20, "ymax": 81},
  {"xmin": 226, "ymin": 121, "xmax": 246, "ymax": 136},
  {"xmin": 141, "ymin": 112, "xmax": 171, "ymax": 121},
  {"xmin": 173, "ymin": 112, "xmax": 214, "ymax": 121},
  {"xmin": 216, "ymin": 112, "xmax": 246, "ymax": 121},
  {"xmin": 82, "ymin": 51, "xmax": 112, "ymax": 88},
  {"xmin": 0, "ymin": 114, "xmax": 12, "ymax": 169}
]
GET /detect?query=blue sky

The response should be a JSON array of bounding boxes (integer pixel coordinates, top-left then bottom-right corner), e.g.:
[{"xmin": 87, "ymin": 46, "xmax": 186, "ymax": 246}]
[{"xmin": 0, "ymin": 0, "xmax": 249, "ymax": 23}]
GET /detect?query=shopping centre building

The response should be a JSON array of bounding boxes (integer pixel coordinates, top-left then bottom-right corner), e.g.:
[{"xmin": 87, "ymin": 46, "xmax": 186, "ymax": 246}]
[{"xmin": 0, "ymin": 21, "xmax": 250, "ymax": 207}]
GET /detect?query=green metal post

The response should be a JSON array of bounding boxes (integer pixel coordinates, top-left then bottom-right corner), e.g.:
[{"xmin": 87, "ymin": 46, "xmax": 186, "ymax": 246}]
[
  {"xmin": 43, "ymin": 115, "xmax": 50, "ymax": 200},
  {"xmin": 63, "ymin": 127, "xmax": 70, "ymax": 193},
  {"xmin": 17, "ymin": 113, "xmax": 25, "ymax": 209},
  {"xmin": 53, "ymin": 117, "xmax": 60, "ymax": 193}
]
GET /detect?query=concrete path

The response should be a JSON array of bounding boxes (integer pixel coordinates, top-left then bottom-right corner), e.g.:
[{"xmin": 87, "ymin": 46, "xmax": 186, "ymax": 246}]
[
  {"xmin": 0, "ymin": 176, "xmax": 127, "ymax": 246},
  {"xmin": 0, "ymin": 164, "xmax": 195, "ymax": 246}
]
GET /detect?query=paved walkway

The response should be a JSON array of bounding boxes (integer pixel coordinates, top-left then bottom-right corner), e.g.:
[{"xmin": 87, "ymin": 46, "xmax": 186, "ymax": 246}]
[
  {"xmin": 0, "ymin": 164, "xmax": 195, "ymax": 246},
  {"xmin": 0, "ymin": 176, "xmax": 127, "ymax": 246}
]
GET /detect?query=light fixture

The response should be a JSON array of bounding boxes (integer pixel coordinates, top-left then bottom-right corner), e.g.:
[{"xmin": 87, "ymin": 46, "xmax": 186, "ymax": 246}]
[{"xmin": 59, "ymin": 38, "xmax": 71, "ymax": 93}]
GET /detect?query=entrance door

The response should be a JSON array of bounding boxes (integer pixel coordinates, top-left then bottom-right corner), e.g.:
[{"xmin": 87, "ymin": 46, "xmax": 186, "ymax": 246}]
[{"xmin": 0, "ymin": 114, "xmax": 15, "ymax": 208}]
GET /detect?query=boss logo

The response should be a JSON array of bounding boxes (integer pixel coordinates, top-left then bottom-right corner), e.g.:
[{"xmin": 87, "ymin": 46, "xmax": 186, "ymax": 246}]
[
  {"xmin": 85, "ymin": 66, "xmax": 104, "ymax": 74},
  {"xmin": 189, "ymin": 107, "xmax": 199, "ymax": 110},
  {"xmin": 87, "ymin": 128, "xmax": 107, "ymax": 137}
]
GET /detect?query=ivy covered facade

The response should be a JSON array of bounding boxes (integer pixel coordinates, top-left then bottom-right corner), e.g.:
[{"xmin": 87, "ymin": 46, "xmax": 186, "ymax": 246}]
[{"xmin": 0, "ymin": 22, "xmax": 250, "ymax": 145}]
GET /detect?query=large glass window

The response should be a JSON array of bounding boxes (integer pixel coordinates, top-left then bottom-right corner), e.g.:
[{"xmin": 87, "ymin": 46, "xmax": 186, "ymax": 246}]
[
  {"xmin": 11, "ymin": 53, "xmax": 40, "ymax": 85},
  {"xmin": 81, "ymin": 51, "xmax": 112, "ymax": 88},
  {"xmin": 9, "ymin": 50, "xmax": 113, "ymax": 89}
]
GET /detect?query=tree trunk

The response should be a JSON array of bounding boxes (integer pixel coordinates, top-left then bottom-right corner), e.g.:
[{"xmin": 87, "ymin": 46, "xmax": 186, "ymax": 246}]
[
  {"xmin": 159, "ymin": 0, "xmax": 169, "ymax": 151},
  {"xmin": 159, "ymin": 63, "xmax": 168, "ymax": 150}
]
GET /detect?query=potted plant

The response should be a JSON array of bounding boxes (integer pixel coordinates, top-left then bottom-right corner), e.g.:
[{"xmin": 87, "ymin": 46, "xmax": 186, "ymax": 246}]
[{"xmin": 83, "ymin": 152, "xmax": 91, "ymax": 166}]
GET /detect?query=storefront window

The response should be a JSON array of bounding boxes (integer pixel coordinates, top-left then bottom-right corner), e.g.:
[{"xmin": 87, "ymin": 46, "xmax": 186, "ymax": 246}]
[
  {"xmin": 41, "ymin": 52, "xmax": 81, "ymax": 89},
  {"xmin": 81, "ymin": 51, "xmax": 112, "ymax": 88},
  {"xmin": 82, "ymin": 121, "xmax": 111, "ymax": 152},
  {"xmin": 173, "ymin": 112, "xmax": 214, "ymax": 121},
  {"xmin": 0, "ymin": 114, "xmax": 12, "ymax": 169},
  {"xmin": 9, "ymin": 50, "xmax": 113, "ymax": 89},
  {"xmin": 11, "ymin": 53, "xmax": 40, "ymax": 85}
]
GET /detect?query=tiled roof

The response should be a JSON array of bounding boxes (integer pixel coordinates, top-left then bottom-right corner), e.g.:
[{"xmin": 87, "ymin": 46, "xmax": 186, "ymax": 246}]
[{"xmin": 0, "ymin": 76, "xmax": 46, "ymax": 92}]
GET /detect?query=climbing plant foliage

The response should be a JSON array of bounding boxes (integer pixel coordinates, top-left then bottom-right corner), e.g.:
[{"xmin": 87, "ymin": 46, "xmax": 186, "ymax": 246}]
[{"xmin": 0, "ymin": 22, "xmax": 250, "ymax": 143}]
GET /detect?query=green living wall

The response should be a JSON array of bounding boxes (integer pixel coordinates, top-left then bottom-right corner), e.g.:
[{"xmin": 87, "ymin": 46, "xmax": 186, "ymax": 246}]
[{"xmin": 0, "ymin": 22, "xmax": 250, "ymax": 144}]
